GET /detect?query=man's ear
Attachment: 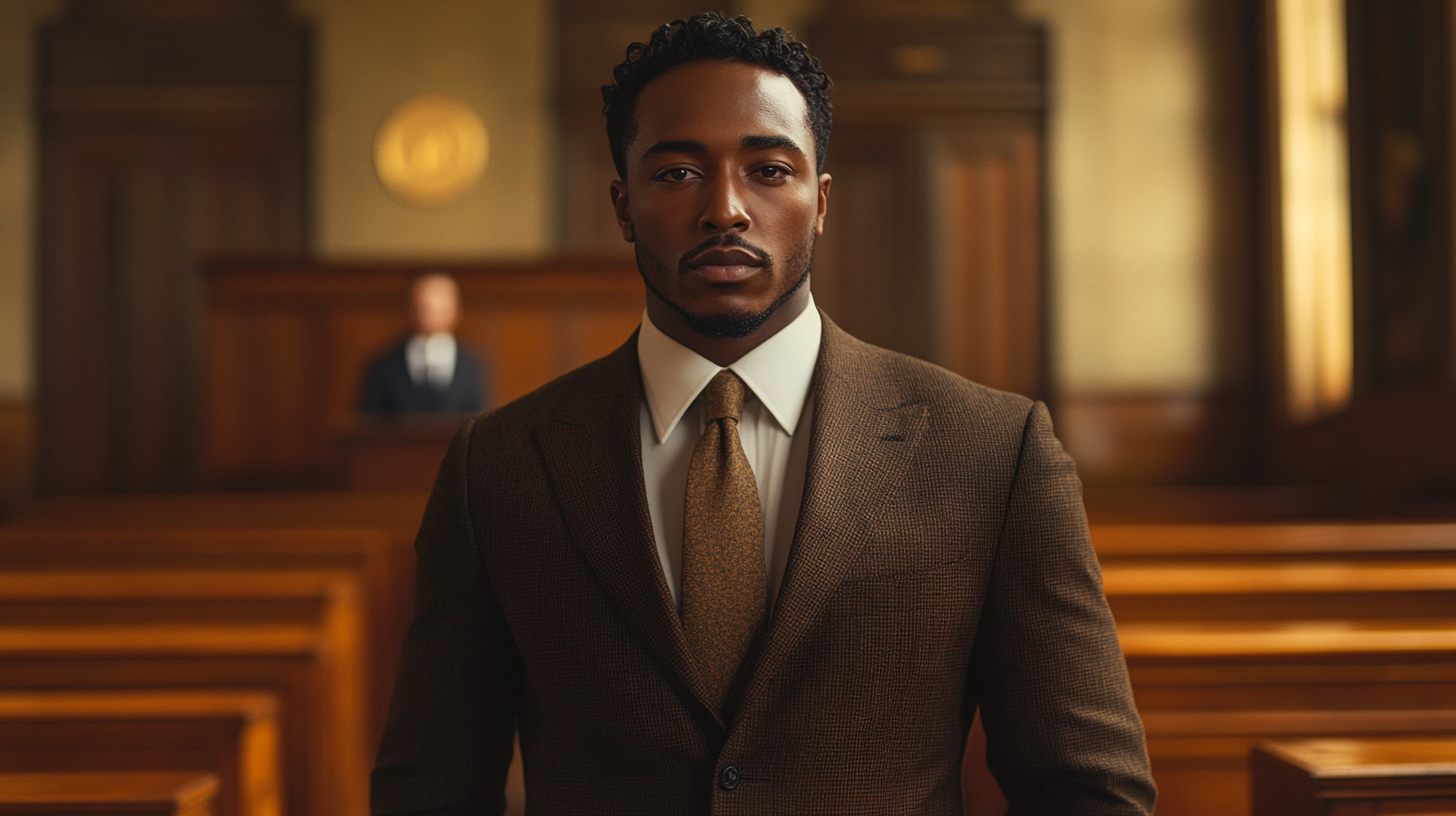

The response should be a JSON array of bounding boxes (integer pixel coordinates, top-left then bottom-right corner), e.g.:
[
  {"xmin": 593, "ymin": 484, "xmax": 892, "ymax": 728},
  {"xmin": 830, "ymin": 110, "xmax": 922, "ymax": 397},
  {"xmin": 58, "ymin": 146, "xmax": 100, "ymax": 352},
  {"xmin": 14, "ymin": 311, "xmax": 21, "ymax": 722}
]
[
  {"xmin": 609, "ymin": 179, "xmax": 635, "ymax": 242},
  {"xmin": 815, "ymin": 173, "xmax": 832, "ymax": 235}
]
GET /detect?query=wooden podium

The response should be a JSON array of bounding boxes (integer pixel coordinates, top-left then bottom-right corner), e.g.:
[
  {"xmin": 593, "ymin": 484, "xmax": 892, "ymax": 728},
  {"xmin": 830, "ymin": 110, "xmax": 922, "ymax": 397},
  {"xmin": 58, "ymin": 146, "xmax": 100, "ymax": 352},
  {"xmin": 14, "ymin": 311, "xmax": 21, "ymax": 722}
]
[
  {"xmin": 338, "ymin": 417, "xmax": 466, "ymax": 491},
  {"xmin": 1251, "ymin": 738, "xmax": 1456, "ymax": 815}
]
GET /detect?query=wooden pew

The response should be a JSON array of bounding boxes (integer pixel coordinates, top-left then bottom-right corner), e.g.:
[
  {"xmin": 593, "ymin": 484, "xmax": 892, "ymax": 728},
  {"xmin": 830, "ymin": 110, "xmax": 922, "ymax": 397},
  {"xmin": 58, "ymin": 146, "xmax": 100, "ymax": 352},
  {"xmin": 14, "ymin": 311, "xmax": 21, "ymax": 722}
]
[
  {"xmin": 1097, "ymin": 545, "xmax": 1456, "ymax": 816},
  {"xmin": 0, "ymin": 525, "xmax": 406, "ymax": 751},
  {"xmin": 0, "ymin": 772, "xmax": 221, "ymax": 816},
  {"xmin": 0, "ymin": 565, "xmax": 370, "ymax": 816},
  {"xmin": 4, "ymin": 493, "xmax": 428, "ymax": 542},
  {"xmin": 5, "ymin": 492, "xmax": 427, "ymax": 723},
  {"xmin": 1251, "ymin": 737, "xmax": 1456, "ymax": 815},
  {"xmin": 1091, "ymin": 521, "xmax": 1456, "ymax": 562},
  {"xmin": 0, "ymin": 689, "xmax": 280, "ymax": 816}
]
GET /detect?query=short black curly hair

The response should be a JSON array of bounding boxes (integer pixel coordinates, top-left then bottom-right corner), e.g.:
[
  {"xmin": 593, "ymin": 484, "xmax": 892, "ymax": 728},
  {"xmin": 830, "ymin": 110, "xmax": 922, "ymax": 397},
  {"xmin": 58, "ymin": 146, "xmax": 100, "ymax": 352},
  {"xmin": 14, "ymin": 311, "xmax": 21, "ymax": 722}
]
[{"xmin": 601, "ymin": 12, "xmax": 832, "ymax": 180}]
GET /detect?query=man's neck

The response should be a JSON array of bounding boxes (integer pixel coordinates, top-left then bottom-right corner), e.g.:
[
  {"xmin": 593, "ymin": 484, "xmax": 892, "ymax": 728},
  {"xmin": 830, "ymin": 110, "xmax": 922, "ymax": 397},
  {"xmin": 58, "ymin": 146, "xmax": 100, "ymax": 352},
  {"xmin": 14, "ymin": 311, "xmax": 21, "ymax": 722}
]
[{"xmin": 645, "ymin": 286, "xmax": 812, "ymax": 367}]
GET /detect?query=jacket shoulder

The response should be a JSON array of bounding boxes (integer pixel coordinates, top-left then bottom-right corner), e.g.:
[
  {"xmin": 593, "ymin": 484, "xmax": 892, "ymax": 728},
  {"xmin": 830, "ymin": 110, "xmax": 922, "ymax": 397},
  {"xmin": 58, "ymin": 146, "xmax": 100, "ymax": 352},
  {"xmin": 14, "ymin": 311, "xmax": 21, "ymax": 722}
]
[
  {"xmin": 824, "ymin": 323, "xmax": 1035, "ymax": 433},
  {"xmin": 466, "ymin": 337, "xmax": 634, "ymax": 439}
]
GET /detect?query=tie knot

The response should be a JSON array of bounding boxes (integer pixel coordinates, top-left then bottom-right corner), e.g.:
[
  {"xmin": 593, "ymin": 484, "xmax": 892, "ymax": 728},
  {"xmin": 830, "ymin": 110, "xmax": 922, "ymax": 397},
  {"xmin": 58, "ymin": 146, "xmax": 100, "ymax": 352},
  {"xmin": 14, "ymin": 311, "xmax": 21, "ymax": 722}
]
[{"xmin": 701, "ymin": 370, "xmax": 748, "ymax": 423}]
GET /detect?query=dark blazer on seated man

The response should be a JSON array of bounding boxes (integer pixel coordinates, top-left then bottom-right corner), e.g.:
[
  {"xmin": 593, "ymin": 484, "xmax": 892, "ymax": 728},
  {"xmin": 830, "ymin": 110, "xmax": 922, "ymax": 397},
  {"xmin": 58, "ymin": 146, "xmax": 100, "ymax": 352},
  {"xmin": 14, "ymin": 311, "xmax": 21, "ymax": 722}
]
[{"xmin": 357, "ymin": 335, "xmax": 488, "ymax": 414}]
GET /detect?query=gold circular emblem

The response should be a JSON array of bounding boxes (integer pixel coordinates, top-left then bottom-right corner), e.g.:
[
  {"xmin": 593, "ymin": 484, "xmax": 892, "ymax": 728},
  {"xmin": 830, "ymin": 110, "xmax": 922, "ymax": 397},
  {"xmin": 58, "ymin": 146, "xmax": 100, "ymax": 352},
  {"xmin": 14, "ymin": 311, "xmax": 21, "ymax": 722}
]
[{"xmin": 373, "ymin": 94, "xmax": 489, "ymax": 207}]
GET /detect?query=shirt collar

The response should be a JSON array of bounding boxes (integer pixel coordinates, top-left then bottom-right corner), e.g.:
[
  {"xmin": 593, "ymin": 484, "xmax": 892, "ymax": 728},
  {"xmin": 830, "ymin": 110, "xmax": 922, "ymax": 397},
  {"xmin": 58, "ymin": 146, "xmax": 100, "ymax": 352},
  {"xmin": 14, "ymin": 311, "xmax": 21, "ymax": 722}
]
[{"xmin": 637, "ymin": 296, "xmax": 822, "ymax": 443}]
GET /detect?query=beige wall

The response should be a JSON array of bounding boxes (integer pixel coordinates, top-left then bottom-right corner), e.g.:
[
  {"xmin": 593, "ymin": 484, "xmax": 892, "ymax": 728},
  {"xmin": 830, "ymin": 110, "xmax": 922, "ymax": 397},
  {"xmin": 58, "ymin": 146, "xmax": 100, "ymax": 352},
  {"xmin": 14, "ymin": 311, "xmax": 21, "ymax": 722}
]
[
  {"xmin": 298, "ymin": 0, "xmax": 556, "ymax": 258},
  {"xmin": 1017, "ymin": 0, "xmax": 1217, "ymax": 394},
  {"xmin": 0, "ymin": 0, "xmax": 63, "ymax": 404}
]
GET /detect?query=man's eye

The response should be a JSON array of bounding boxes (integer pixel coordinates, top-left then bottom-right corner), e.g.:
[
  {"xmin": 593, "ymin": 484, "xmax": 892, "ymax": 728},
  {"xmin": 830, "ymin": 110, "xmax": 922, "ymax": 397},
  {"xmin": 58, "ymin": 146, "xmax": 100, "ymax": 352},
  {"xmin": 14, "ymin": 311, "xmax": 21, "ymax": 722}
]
[
  {"xmin": 758, "ymin": 166, "xmax": 789, "ymax": 179},
  {"xmin": 659, "ymin": 168, "xmax": 693, "ymax": 182}
]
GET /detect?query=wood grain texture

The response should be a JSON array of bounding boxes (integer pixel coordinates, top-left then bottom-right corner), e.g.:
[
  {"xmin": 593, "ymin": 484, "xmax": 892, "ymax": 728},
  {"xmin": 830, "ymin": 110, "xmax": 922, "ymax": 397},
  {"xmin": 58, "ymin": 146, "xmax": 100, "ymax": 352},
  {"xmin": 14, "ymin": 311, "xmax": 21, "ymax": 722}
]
[
  {"xmin": 1092, "ymin": 522, "xmax": 1456, "ymax": 559},
  {"xmin": 36, "ymin": 0, "xmax": 309, "ymax": 494},
  {"xmin": 2, "ymin": 498, "xmax": 427, "ymax": 746},
  {"xmin": 0, "ymin": 771, "xmax": 219, "ymax": 816},
  {"xmin": 1097, "ymin": 523, "xmax": 1456, "ymax": 816},
  {"xmin": 0, "ymin": 568, "xmax": 366, "ymax": 816},
  {"xmin": 0, "ymin": 689, "xmax": 280, "ymax": 816},
  {"xmin": 0, "ymin": 533, "xmax": 380, "ymax": 816},
  {"xmin": 807, "ymin": 11, "xmax": 1047, "ymax": 399},
  {"xmin": 1252, "ymin": 738, "xmax": 1456, "ymax": 816}
]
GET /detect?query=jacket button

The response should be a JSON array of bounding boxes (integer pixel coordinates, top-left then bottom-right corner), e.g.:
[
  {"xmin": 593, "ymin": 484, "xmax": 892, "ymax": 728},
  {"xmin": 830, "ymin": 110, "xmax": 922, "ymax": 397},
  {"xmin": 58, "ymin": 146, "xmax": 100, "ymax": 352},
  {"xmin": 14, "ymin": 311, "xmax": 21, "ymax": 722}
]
[{"xmin": 719, "ymin": 765, "xmax": 741, "ymax": 791}]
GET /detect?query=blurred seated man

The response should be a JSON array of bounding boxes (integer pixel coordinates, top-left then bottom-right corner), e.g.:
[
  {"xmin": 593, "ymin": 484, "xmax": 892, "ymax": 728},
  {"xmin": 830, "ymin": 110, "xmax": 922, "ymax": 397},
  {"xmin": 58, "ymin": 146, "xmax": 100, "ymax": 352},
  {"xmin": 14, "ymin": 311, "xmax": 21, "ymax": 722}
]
[{"xmin": 357, "ymin": 271, "xmax": 489, "ymax": 415}]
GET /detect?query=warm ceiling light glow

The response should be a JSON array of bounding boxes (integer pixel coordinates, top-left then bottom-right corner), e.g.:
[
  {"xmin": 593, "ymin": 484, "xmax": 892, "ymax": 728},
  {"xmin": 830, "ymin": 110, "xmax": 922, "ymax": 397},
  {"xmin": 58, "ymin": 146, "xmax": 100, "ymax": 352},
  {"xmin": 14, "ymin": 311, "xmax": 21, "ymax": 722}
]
[{"xmin": 1276, "ymin": 0, "xmax": 1353, "ymax": 423}]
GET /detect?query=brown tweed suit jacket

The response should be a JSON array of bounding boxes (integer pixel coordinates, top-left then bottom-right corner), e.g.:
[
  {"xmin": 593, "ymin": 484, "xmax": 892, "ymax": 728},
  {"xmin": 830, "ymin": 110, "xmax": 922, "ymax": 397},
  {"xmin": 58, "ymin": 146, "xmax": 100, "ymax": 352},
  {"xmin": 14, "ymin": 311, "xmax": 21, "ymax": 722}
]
[{"xmin": 372, "ymin": 314, "xmax": 1156, "ymax": 816}]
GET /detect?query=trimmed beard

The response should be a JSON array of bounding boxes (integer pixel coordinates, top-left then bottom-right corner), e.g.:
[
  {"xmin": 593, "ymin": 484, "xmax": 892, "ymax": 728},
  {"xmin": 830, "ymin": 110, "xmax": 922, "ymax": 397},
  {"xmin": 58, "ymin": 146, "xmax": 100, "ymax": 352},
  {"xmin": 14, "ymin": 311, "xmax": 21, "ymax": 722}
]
[{"xmin": 636, "ymin": 232, "xmax": 815, "ymax": 339}]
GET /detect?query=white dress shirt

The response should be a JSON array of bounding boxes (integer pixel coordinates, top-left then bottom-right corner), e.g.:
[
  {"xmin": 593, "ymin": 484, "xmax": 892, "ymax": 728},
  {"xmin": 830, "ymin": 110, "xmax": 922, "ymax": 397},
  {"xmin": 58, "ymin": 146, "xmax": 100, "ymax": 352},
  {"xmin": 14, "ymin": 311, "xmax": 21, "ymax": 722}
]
[
  {"xmin": 405, "ymin": 332, "xmax": 458, "ymax": 389},
  {"xmin": 637, "ymin": 299, "xmax": 822, "ymax": 613}
]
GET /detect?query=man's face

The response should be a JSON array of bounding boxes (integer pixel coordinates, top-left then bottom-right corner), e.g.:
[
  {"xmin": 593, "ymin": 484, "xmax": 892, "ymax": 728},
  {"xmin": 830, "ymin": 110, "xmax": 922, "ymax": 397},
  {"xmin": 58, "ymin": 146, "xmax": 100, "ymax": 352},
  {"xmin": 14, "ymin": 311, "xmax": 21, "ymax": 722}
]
[
  {"xmin": 611, "ymin": 60, "xmax": 831, "ymax": 338},
  {"xmin": 410, "ymin": 275, "xmax": 460, "ymax": 337}
]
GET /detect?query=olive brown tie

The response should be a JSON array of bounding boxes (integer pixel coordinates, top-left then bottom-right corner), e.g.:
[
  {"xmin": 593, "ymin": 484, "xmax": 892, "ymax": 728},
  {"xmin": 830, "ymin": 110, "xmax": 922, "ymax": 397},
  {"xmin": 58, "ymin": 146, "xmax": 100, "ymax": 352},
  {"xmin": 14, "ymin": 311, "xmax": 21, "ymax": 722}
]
[{"xmin": 681, "ymin": 369, "xmax": 766, "ymax": 710}]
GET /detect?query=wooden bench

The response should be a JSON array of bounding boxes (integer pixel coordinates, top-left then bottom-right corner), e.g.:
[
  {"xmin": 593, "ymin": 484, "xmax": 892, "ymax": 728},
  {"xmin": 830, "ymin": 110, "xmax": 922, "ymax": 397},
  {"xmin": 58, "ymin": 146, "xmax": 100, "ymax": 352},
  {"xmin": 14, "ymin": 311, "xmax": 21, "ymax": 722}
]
[
  {"xmin": 0, "ymin": 526, "xmax": 406, "ymax": 749},
  {"xmin": 1251, "ymin": 737, "xmax": 1456, "ymax": 815},
  {"xmin": 1092, "ymin": 521, "xmax": 1456, "ymax": 562},
  {"xmin": 1099, "ymin": 553, "xmax": 1456, "ymax": 816},
  {"xmin": 0, "ymin": 772, "xmax": 220, "ymax": 816},
  {"xmin": 0, "ymin": 567, "xmax": 369, "ymax": 816},
  {"xmin": 4, "ymin": 493, "xmax": 428, "ymax": 542},
  {"xmin": 0, "ymin": 689, "xmax": 279, "ymax": 816}
]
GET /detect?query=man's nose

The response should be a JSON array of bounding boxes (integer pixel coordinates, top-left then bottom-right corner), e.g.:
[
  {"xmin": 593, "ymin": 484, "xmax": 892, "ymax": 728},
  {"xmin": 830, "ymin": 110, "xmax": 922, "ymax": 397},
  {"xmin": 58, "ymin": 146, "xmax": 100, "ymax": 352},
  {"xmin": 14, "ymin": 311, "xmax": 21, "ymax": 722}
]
[{"xmin": 698, "ymin": 173, "xmax": 750, "ymax": 233}]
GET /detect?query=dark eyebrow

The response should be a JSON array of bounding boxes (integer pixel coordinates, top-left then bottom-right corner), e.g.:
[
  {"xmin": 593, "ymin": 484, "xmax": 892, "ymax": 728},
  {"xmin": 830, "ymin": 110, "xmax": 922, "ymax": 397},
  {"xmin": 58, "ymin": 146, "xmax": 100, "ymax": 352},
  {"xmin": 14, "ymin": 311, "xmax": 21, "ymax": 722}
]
[
  {"xmin": 640, "ymin": 139, "xmax": 707, "ymax": 162},
  {"xmin": 741, "ymin": 134, "xmax": 804, "ymax": 156},
  {"xmin": 638, "ymin": 135, "xmax": 806, "ymax": 164}
]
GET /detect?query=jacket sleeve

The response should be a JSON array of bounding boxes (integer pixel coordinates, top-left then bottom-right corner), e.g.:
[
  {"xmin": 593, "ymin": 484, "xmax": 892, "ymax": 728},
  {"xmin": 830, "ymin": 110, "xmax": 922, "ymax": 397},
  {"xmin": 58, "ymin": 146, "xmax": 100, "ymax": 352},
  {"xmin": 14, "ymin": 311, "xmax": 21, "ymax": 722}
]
[
  {"xmin": 372, "ymin": 417, "xmax": 522, "ymax": 816},
  {"xmin": 968, "ymin": 401, "xmax": 1157, "ymax": 815}
]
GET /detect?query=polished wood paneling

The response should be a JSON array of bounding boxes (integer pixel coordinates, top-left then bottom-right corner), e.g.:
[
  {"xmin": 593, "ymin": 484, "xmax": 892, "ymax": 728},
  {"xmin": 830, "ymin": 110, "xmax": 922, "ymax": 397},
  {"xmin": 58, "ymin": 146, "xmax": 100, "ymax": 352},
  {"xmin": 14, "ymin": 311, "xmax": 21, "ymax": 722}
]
[
  {"xmin": 808, "ymin": 6, "xmax": 1047, "ymax": 397},
  {"xmin": 0, "ymin": 404, "xmax": 34, "ymax": 519},
  {"xmin": 37, "ymin": 0, "xmax": 309, "ymax": 493},
  {"xmin": 0, "ymin": 771, "xmax": 220, "ymax": 816},
  {"xmin": 202, "ymin": 258, "xmax": 643, "ymax": 488}
]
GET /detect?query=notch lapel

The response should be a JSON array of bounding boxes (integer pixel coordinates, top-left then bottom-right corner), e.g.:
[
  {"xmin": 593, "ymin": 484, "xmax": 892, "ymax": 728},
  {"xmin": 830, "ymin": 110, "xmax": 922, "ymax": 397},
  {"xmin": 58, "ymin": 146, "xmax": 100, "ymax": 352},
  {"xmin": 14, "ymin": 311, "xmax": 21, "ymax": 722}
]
[
  {"xmin": 533, "ymin": 336, "xmax": 724, "ymax": 733},
  {"xmin": 738, "ymin": 319, "xmax": 930, "ymax": 709}
]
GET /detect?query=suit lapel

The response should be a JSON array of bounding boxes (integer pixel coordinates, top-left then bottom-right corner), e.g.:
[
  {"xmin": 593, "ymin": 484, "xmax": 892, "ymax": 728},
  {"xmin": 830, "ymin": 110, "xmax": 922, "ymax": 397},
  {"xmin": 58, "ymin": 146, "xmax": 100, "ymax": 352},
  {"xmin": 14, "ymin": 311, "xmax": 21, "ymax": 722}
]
[
  {"xmin": 738, "ymin": 318, "xmax": 930, "ymax": 709},
  {"xmin": 533, "ymin": 335, "xmax": 725, "ymax": 733}
]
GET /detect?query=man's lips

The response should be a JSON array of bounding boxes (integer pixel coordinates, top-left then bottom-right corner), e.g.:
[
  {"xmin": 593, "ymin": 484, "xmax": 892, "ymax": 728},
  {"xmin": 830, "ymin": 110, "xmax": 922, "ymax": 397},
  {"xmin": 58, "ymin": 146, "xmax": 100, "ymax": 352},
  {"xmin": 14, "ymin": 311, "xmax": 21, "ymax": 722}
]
[{"xmin": 686, "ymin": 247, "xmax": 765, "ymax": 283}]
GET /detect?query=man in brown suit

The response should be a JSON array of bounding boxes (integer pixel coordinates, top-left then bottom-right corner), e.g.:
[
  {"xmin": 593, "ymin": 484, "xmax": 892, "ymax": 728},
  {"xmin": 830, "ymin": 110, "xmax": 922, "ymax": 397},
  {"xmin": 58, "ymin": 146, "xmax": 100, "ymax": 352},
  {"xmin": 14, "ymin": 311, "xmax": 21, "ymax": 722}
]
[{"xmin": 373, "ymin": 13, "xmax": 1155, "ymax": 816}]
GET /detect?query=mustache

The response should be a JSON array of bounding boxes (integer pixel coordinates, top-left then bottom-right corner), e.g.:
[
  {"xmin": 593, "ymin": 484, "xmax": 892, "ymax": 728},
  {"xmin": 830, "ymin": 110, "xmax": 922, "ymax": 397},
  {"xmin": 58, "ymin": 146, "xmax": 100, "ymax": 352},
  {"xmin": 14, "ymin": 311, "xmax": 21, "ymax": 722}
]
[{"xmin": 677, "ymin": 234, "xmax": 774, "ymax": 270}]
